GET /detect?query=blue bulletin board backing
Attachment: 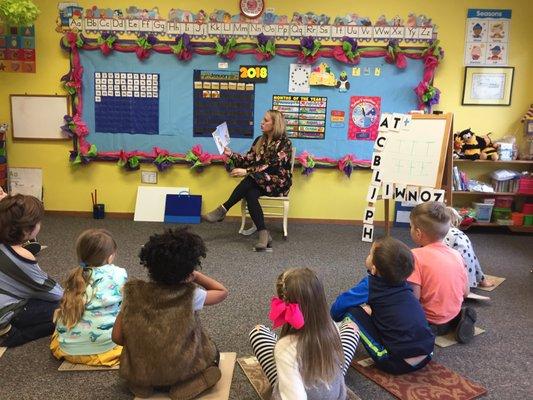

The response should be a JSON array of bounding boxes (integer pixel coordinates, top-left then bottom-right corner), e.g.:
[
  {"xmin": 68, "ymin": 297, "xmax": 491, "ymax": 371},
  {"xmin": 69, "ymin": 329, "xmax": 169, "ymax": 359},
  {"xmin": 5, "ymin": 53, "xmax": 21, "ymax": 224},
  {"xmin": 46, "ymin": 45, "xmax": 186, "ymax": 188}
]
[{"xmin": 80, "ymin": 51, "xmax": 425, "ymax": 161}]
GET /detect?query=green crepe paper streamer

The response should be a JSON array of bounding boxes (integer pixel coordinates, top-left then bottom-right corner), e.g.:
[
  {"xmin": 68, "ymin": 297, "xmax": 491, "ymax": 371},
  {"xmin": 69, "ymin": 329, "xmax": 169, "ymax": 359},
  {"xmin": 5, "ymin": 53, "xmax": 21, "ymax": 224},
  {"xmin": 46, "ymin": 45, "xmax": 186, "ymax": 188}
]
[
  {"xmin": 128, "ymin": 156, "xmax": 139, "ymax": 168},
  {"xmin": 265, "ymin": 40, "xmax": 276, "ymax": 55},
  {"xmin": 117, "ymin": 158, "xmax": 126, "ymax": 167},
  {"xmin": 136, "ymin": 37, "xmax": 151, "ymax": 49},
  {"xmin": 86, "ymin": 144, "xmax": 97, "ymax": 157},
  {"xmin": 73, "ymin": 154, "xmax": 82, "ymax": 164},
  {"xmin": 75, "ymin": 35, "xmax": 84, "ymax": 48},
  {"xmin": 170, "ymin": 41, "xmax": 183, "ymax": 54},
  {"xmin": 185, "ymin": 151, "xmax": 198, "ymax": 163},
  {"xmin": 97, "ymin": 35, "xmax": 116, "ymax": 46},
  {"xmin": 307, "ymin": 158, "xmax": 316, "ymax": 168},
  {"xmin": 63, "ymin": 83, "xmax": 76, "ymax": 95},
  {"xmin": 342, "ymin": 41, "xmax": 359, "ymax": 60}
]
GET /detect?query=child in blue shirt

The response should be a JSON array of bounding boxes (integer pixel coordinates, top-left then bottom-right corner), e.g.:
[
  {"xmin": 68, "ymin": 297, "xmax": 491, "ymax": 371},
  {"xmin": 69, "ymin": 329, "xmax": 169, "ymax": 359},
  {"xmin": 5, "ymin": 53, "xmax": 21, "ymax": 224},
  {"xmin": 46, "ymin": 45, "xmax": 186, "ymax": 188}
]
[
  {"xmin": 331, "ymin": 236, "xmax": 434, "ymax": 375},
  {"xmin": 50, "ymin": 228, "xmax": 127, "ymax": 366}
]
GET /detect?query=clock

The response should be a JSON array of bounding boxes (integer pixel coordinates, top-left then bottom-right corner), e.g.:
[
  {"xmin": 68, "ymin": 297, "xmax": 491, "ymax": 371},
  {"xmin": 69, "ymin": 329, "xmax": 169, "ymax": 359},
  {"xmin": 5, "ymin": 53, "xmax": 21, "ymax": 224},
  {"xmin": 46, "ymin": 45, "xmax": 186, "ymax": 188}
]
[
  {"xmin": 352, "ymin": 102, "xmax": 379, "ymax": 129},
  {"xmin": 239, "ymin": 0, "xmax": 265, "ymax": 19},
  {"xmin": 289, "ymin": 64, "xmax": 311, "ymax": 93}
]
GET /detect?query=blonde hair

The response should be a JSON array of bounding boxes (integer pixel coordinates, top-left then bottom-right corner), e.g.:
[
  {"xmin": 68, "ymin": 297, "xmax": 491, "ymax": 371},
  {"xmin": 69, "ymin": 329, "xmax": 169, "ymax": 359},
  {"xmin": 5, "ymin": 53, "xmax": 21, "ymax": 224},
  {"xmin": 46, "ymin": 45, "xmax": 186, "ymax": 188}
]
[
  {"xmin": 410, "ymin": 201, "xmax": 451, "ymax": 241},
  {"xmin": 446, "ymin": 207, "xmax": 462, "ymax": 228},
  {"xmin": 254, "ymin": 109, "xmax": 287, "ymax": 153},
  {"xmin": 276, "ymin": 268, "xmax": 343, "ymax": 387},
  {"xmin": 55, "ymin": 229, "xmax": 117, "ymax": 329}
]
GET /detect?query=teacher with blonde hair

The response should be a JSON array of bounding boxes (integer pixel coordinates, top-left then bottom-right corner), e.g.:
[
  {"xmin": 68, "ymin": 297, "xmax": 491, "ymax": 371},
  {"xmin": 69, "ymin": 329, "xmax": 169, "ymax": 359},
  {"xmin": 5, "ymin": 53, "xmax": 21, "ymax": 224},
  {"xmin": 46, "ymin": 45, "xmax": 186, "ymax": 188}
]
[{"xmin": 203, "ymin": 110, "xmax": 293, "ymax": 251}]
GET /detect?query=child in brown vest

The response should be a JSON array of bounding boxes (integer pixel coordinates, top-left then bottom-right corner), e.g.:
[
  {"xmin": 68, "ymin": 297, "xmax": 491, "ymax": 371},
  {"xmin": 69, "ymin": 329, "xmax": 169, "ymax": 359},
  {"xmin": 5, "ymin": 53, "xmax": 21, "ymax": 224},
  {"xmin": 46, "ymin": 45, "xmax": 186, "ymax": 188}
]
[{"xmin": 112, "ymin": 228, "xmax": 228, "ymax": 399}]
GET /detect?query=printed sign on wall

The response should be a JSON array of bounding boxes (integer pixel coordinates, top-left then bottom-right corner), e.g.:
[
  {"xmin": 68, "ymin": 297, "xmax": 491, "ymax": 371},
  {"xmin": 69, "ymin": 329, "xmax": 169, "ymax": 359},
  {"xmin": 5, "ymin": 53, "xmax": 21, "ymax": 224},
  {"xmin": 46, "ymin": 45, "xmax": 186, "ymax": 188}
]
[
  {"xmin": 272, "ymin": 95, "xmax": 327, "ymax": 139},
  {"xmin": 348, "ymin": 96, "xmax": 381, "ymax": 141},
  {"xmin": 464, "ymin": 9, "xmax": 511, "ymax": 66},
  {"xmin": 0, "ymin": 23, "xmax": 36, "ymax": 73}
]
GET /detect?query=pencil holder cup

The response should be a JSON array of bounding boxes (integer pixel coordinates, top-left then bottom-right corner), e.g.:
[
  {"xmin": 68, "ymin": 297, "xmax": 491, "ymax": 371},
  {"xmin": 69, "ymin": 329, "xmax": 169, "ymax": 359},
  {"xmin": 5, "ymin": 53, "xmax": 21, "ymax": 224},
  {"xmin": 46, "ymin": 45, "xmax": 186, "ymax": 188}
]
[{"xmin": 93, "ymin": 204, "xmax": 105, "ymax": 219}]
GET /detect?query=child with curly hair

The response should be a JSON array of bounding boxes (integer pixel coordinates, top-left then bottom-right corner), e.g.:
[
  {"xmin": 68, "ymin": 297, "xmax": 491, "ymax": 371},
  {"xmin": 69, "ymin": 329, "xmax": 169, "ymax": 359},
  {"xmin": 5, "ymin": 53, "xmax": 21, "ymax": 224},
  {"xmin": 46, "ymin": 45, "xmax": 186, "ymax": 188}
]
[{"xmin": 112, "ymin": 228, "xmax": 228, "ymax": 399}]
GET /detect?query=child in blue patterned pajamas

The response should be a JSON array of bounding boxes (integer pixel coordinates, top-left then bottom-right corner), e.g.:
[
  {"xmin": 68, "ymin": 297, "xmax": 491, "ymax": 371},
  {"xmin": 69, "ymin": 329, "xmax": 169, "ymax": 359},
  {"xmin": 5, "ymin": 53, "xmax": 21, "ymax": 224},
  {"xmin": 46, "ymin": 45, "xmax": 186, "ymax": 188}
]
[{"xmin": 50, "ymin": 228, "xmax": 127, "ymax": 366}]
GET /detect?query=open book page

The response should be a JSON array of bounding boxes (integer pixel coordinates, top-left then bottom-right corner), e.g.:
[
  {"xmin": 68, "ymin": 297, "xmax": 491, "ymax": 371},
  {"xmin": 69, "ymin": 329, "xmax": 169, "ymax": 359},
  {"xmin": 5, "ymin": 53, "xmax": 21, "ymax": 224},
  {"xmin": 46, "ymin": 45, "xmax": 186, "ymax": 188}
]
[{"xmin": 212, "ymin": 122, "xmax": 230, "ymax": 154}]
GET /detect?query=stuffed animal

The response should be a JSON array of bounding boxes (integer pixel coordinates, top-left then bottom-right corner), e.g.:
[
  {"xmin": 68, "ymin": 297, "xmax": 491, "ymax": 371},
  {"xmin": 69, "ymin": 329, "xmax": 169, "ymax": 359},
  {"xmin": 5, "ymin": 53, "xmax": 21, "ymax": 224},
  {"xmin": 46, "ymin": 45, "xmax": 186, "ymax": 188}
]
[
  {"xmin": 458, "ymin": 128, "xmax": 499, "ymax": 161},
  {"xmin": 453, "ymin": 132, "xmax": 464, "ymax": 159}
]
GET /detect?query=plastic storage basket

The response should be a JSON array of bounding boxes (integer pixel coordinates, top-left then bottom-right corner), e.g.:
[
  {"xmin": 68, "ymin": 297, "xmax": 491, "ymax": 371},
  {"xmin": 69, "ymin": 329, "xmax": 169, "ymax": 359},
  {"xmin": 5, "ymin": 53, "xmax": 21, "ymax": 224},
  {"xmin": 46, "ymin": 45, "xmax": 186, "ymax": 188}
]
[{"xmin": 473, "ymin": 202, "xmax": 494, "ymax": 222}]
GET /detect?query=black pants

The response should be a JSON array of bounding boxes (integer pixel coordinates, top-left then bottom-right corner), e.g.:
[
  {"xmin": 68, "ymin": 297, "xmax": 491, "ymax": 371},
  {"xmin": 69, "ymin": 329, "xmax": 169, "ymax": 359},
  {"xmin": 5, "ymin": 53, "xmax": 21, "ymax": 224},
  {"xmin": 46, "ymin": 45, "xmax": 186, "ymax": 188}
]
[
  {"xmin": 429, "ymin": 309, "xmax": 462, "ymax": 336},
  {"xmin": 223, "ymin": 176, "xmax": 266, "ymax": 231},
  {"xmin": 2, "ymin": 298, "xmax": 59, "ymax": 347}
]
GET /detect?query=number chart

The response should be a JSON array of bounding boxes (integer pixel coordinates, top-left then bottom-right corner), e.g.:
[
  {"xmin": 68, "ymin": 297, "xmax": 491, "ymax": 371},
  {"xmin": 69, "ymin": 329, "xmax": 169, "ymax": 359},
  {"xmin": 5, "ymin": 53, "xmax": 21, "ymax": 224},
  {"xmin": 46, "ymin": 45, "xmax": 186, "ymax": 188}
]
[
  {"xmin": 193, "ymin": 69, "xmax": 255, "ymax": 138},
  {"xmin": 272, "ymin": 95, "xmax": 327, "ymax": 139}
]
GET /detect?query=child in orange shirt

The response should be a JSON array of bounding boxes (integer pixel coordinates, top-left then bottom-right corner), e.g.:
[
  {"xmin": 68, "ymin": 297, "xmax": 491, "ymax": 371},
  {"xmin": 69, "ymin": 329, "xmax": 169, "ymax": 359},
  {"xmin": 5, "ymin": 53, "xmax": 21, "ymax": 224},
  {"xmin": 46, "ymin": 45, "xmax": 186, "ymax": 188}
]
[{"xmin": 408, "ymin": 201, "xmax": 477, "ymax": 343}]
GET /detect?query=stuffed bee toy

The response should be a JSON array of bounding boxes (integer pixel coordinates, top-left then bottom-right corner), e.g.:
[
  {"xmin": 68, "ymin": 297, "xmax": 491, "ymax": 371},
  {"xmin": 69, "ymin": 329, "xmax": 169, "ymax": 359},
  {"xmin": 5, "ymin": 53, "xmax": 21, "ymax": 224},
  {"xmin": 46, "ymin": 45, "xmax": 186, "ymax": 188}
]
[{"xmin": 458, "ymin": 128, "xmax": 499, "ymax": 161}]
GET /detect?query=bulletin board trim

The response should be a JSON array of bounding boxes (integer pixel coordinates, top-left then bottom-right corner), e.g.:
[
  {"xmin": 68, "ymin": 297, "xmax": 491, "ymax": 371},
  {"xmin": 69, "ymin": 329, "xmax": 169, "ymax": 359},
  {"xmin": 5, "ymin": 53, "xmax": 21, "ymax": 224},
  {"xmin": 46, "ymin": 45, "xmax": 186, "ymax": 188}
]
[{"xmin": 60, "ymin": 32, "xmax": 443, "ymax": 176}]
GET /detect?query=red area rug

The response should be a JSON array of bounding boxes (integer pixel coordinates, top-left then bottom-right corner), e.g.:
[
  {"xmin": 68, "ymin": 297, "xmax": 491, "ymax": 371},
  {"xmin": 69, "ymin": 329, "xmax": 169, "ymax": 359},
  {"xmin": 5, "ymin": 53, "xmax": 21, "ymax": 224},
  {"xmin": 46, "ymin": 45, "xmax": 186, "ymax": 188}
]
[{"xmin": 351, "ymin": 357, "xmax": 487, "ymax": 400}]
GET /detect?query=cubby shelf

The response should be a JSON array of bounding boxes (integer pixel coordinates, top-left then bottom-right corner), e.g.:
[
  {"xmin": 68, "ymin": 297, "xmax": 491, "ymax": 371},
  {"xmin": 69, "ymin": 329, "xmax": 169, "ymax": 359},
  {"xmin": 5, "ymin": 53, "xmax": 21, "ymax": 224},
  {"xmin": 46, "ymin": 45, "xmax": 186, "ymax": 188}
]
[{"xmin": 451, "ymin": 158, "xmax": 533, "ymax": 233}]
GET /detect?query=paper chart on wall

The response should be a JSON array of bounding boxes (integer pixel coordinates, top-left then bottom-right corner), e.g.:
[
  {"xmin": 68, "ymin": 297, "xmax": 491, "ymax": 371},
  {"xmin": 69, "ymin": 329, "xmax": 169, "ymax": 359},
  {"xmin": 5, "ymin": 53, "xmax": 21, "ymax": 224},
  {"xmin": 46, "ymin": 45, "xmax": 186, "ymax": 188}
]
[
  {"xmin": 464, "ymin": 9, "xmax": 511, "ymax": 66},
  {"xmin": 379, "ymin": 118, "xmax": 448, "ymax": 188}
]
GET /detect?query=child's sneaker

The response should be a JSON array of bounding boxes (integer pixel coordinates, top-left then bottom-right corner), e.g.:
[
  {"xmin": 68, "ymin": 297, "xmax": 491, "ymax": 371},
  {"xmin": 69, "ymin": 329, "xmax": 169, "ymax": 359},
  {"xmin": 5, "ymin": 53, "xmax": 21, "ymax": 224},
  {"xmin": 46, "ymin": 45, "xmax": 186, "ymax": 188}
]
[{"xmin": 455, "ymin": 307, "xmax": 477, "ymax": 344}]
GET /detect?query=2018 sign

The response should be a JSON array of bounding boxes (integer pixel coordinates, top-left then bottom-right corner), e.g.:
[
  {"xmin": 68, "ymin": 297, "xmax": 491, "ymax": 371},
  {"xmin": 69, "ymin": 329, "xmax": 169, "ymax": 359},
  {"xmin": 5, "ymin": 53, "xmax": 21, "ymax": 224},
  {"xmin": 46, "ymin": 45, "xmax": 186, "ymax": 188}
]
[{"xmin": 239, "ymin": 65, "xmax": 268, "ymax": 83}]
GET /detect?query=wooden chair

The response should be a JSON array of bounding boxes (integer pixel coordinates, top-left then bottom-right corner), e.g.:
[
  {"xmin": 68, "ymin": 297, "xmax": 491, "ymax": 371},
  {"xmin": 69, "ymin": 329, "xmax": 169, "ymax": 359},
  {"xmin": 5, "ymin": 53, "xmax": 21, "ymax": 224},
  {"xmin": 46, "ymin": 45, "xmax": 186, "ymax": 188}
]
[{"xmin": 239, "ymin": 148, "xmax": 296, "ymax": 240}]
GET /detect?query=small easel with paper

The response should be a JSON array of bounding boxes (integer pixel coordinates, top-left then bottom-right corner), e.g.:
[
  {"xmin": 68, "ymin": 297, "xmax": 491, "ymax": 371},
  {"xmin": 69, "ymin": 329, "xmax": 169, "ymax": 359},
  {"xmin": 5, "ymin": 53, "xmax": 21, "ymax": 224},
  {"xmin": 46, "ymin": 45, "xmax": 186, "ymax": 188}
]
[{"xmin": 362, "ymin": 113, "xmax": 453, "ymax": 242}]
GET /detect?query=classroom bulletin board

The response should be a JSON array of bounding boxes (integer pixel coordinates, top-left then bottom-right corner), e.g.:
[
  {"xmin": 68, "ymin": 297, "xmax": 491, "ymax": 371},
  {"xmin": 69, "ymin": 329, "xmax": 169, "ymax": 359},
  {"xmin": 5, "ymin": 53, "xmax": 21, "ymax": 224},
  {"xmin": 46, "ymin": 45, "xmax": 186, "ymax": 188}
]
[
  {"xmin": 58, "ymin": 6, "xmax": 443, "ymax": 171},
  {"xmin": 77, "ymin": 51, "xmax": 425, "ymax": 160}
]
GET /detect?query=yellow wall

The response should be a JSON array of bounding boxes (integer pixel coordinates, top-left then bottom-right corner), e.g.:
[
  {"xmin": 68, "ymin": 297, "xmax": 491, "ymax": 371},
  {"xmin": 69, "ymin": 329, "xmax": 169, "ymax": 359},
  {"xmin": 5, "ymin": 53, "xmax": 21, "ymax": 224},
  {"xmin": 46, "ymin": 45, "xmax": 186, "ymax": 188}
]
[{"xmin": 1, "ymin": 0, "xmax": 531, "ymax": 219}]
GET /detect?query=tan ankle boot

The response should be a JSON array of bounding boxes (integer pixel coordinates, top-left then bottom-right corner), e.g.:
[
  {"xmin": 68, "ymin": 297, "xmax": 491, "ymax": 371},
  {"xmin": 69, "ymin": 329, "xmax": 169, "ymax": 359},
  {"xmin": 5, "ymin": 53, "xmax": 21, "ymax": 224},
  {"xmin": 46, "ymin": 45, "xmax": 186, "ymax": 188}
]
[
  {"xmin": 254, "ymin": 230, "xmax": 272, "ymax": 251},
  {"xmin": 202, "ymin": 205, "xmax": 227, "ymax": 223},
  {"xmin": 169, "ymin": 366, "xmax": 221, "ymax": 400}
]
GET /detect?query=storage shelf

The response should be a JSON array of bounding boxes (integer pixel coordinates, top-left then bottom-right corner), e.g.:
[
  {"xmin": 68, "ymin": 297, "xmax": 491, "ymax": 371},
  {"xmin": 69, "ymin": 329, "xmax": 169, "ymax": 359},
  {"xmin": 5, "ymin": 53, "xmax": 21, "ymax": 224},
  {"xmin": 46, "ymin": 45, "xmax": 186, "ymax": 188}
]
[
  {"xmin": 454, "ymin": 159, "xmax": 533, "ymax": 164},
  {"xmin": 462, "ymin": 222, "xmax": 533, "ymax": 233},
  {"xmin": 453, "ymin": 191, "xmax": 519, "ymax": 196},
  {"xmin": 508, "ymin": 225, "xmax": 533, "ymax": 233}
]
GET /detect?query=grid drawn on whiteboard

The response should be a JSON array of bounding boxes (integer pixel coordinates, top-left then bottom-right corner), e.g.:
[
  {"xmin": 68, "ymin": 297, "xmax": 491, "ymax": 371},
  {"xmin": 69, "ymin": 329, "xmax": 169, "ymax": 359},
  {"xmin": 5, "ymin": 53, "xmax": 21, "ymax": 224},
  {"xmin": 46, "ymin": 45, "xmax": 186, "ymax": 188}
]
[{"xmin": 379, "ymin": 118, "xmax": 448, "ymax": 188}]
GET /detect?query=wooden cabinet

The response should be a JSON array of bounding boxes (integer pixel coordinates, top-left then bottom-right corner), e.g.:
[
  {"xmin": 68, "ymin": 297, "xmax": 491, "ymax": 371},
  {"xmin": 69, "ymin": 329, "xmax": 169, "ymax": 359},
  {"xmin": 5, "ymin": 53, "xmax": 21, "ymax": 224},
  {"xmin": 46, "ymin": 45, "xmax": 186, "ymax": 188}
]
[{"xmin": 450, "ymin": 159, "xmax": 533, "ymax": 232}]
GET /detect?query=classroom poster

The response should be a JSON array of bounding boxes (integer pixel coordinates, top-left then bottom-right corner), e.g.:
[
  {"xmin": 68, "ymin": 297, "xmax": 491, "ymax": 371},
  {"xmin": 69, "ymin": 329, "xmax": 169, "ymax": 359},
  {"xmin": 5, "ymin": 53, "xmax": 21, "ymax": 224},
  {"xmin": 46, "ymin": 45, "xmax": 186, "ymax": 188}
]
[
  {"xmin": 348, "ymin": 96, "xmax": 381, "ymax": 140},
  {"xmin": 464, "ymin": 9, "xmax": 511, "ymax": 66},
  {"xmin": 94, "ymin": 72, "xmax": 160, "ymax": 134},
  {"xmin": 272, "ymin": 95, "xmax": 327, "ymax": 139},
  {"xmin": 193, "ymin": 70, "xmax": 255, "ymax": 138},
  {"xmin": 0, "ymin": 23, "xmax": 36, "ymax": 73}
]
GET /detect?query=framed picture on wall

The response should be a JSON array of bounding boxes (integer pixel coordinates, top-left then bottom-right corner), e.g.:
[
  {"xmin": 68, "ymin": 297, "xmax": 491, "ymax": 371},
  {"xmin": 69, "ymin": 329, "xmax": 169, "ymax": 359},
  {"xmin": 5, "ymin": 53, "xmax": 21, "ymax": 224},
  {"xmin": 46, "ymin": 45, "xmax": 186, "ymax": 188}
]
[{"xmin": 462, "ymin": 66, "xmax": 514, "ymax": 106}]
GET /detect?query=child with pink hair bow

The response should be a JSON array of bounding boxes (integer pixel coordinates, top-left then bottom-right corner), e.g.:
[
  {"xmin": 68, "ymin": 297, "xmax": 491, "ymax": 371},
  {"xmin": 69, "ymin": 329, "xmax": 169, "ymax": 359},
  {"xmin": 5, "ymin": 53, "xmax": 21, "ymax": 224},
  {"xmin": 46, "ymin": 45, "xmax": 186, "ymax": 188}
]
[{"xmin": 249, "ymin": 268, "xmax": 360, "ymax": 400}]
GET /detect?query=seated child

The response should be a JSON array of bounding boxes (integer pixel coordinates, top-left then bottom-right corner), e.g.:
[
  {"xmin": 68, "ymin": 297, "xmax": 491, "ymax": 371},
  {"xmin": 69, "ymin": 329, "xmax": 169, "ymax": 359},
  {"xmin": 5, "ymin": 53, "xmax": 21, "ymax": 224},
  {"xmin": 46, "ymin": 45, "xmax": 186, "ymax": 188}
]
[
  {"xmin": 250, "ymin": 268, "xmax": 359, "ymax": 400},
  {"xmin": 331, "ymin": 237, "xmax": 434, "ymax": 375},
  {"xmin": 444, "ymin": 207, "xmax": 494, "ymax": 288},
  {"xmin": 51, "ymin": 228, "xmax": 126, "ymax": 366},
  {"xmin": 408, "ymin": 201, "xmax": 477, "ymax": 343},
  {"xmin": 112, "ymin": 228, "xmax": 228, "ymax": 399},
  {"xmin": 0, "ymin": 194, "xmax": 63, "ymax": 347}
]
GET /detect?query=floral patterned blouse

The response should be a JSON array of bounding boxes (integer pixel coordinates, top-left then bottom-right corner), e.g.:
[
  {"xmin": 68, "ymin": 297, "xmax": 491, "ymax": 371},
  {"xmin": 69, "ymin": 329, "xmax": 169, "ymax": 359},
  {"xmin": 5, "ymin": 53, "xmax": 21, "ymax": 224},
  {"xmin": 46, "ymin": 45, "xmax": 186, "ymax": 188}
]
[{"xmin": 230, "ymin": 134, "xmax": 293, "ymax": 197}]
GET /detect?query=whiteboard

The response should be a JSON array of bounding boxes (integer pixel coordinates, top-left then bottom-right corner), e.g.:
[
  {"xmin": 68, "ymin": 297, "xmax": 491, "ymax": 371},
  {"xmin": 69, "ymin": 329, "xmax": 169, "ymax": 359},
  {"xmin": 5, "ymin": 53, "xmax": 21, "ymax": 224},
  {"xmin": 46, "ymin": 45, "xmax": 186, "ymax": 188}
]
[
  {"xmin": 8, "ymin": 167, "xmax": 43, "ymax": 201},
  {"xmin": 380, "ymin": 114, "xmax": 452, "ymax": 188},
  {"xmin": 134, "ymin": 186, "xmax": 189, "ymax": 222},
  {"xmin": 10, "ymin": 95, "xmax": 70, "ymax": 140}
]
